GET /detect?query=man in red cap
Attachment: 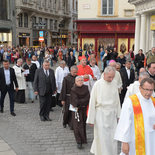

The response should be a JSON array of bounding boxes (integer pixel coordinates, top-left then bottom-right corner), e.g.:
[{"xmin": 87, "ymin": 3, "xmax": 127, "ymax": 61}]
[{"xmin": 77, "ymin": 56, "xmax": 94, "ymax": 91}]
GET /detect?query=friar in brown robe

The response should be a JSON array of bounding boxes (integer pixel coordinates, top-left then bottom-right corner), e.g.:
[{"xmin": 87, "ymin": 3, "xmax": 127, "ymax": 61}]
[
  {"xmin": 70, "ymin": 76, "xmax": 90, "ymax": 149},
  {"xmin": 59, "ymin": 66, "xmax": 78, "ymax": 129}
]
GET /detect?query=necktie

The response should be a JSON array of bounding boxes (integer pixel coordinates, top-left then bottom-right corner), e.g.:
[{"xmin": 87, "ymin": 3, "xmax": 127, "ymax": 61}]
[{"xmin": 46, "ymin": 70, "xmax": 48, "ymax": 76}]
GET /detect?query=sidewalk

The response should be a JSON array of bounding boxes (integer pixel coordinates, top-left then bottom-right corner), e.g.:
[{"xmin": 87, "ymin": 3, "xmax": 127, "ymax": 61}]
[{"xmin": 0, "ymin": 137, "xmax": 16, "ymax": 155}]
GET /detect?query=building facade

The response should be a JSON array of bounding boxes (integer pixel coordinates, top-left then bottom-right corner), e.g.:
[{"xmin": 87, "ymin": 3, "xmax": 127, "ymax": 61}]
[
  {"xmin": 0, "ymin": 0, "xmax": 16, "ymax": 46},
  {"xmin": 129, "ymin": 0, "xmax": 155, "ymax": 54},
  {"xmin": 15, "ymin": 0, "xmax": 78, "ymax": 47},
  {"xmin": 76, "ymin": 0, "xmax": 135, "ymax": 55}
]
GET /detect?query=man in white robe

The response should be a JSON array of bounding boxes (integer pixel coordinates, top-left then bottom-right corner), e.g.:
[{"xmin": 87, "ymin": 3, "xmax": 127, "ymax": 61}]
[
  {"xmin": 125, "ymin": 71, "xmax": 149, "ymax": 99},
  {"xmin": 114, "ymin": 77, "xmax": 155, "ymax": 155},
  {"xmin": 55, "ymin": 60, "xmax": 69, "ymax": 106},
  {"xmin": 87, "ymin": 66, "xmax": 121, "ymax": 155},
  {"xmin": 89, "ymin": 58, "xmax": 101, "ymax": 87}
]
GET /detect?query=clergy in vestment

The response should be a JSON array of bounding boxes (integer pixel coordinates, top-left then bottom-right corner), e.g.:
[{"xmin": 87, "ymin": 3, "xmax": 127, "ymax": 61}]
[
  {"xmin": 125, "ymin": 71, "xmax": 149, "ymax": 99},
  {"xmin": 55, "ymin": 60, "xmax": 69, "ymax": 107},
  {"xmin": 59, "ymin": 65, "xmax": 78, "ymax": 129},
  {"xmin": 115, "ymin": 77, "xmax": 155, "ymax": 155},
  {"xmin": 70, "ymin": 76, "xmax": 90, "ymax": 149},
  {"xmin": 89, "ymin": 58, "xmax": 101, "ymax": 87},
  {"xmin": 87, "ymin": 66, "xmax": 121, "ymax": 155},
  {"xmin": 77, "ymin": 56, "xmax": 94, "ymax": 92},
  {"xmin": 13, "ymin": 58, "xmax": 26, "ymax": 103}
]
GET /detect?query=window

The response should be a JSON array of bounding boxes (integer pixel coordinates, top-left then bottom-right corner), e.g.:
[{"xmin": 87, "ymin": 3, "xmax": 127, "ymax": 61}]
[
  {"xmin": 24, "ymin": 13, "xmax": 28, "ymax": 27},
  {"xmin": 102, "ymin": 0, "xmax": 114, "ymax": 15},
  {"xmin": 0, "ymin": 0, "xmax": 8, "ymax": 20},
  {"xmin": 32, "ymin": 16, "xmax": 36, "ymax": 27},
  {"xmin": 44, "ymin": 18, "xmax": 48, "ymax": 29},
  {"xmin": 18, "ymin": 13, "xmax": 23, "ymax": 27},
  {"xmin": 54, "ymin": 20, "xmax": 57, "ymax": 30}
]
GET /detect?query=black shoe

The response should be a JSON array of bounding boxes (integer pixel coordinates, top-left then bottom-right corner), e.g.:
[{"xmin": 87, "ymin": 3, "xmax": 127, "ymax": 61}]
[
  {"xmin": 10, "ymin": 112, "xmax": 16, "ymax": 116},
  {"xmin": 77, "ymin": 143, "xmax": 82, "ymax": 149},
  {"xmin": 0, "ymin": 108, "xmax": 3, "ymax": 113},
  {"xmin": 31, "ymin": 101, "xmax": 34, "ymax": 103},
  {"xmin": 40, "ymin": 116, "xmax": 46, "ymax": 121},
  {"xmin": 45, "ymin": 116, "xmax": 52, "ymax": 121},
  {"xmin": 63, "ymin": 124, "xmax": 66, "ymax": 128}
]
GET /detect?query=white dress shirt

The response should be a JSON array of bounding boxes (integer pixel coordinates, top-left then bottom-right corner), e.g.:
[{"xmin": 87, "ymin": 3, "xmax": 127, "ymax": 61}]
[
  {"xmin": 43, "ymin": 69, "xmax": 49, "ymax": 76},
  {"xmin": 126, "ymin": 67, "xmax": 130, "ymax": 79},
  {"xmin": 4, "ymin": 68, "xmax": 10, "ymax": 85}
]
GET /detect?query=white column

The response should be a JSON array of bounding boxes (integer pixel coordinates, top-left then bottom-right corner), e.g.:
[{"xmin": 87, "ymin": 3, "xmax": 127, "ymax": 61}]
[
  {"xmin": 152, "ymin": 31, "xmax": 155, "ymax": 47},
  {"xmin": 140, "ymin": 14, "xmax": 146, "ymax": 52},
  {"xmin": 134, "ymin": 15, "xmax": 141, "ymax": 54}
]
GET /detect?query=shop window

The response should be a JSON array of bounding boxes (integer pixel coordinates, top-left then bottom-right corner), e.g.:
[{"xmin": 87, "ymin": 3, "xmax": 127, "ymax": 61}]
[
  {"xmin": 24, "ymin": 13, "xmax": 28, "ymax": 28},
  {"xmin": 102, "ymin": 0, "xmax": 114, "ymax": 15},
  {"xmin": 18, "ymin": 13, "xmax": 23, "ymax": 27},
  {"xmin": 45, "ymin": 18, "xmax": 48, "ymax": 29}
]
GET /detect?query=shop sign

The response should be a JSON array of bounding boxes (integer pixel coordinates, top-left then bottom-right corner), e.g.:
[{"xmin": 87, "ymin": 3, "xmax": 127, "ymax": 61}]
[
  {"xmin": 39, "ymin": 37, "xmax": 44, "ymax": 42},
  {"xmin": 39, "ymin": 31, "xmax": 44, "ymax": 37}
]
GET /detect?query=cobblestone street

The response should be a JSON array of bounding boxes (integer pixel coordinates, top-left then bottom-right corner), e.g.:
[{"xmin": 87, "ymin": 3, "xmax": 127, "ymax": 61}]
[{"xmin": 0, "ymin": 95, "xmax": 94, "ymax": 155}]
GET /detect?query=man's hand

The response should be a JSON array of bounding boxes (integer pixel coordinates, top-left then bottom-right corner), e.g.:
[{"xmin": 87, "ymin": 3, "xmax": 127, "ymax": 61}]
[
  {"xmin": 15, "ymin": 88, "xmax": 18, "ymax": 92},
  {"xmin": 34, "ymin": 91, "xmax": 38, "ymax": 95},
  {"xmin": 122, "ymin": 142, "xmax": 129, "ymax": 155},
  {"xmin": 83, "ymin": 74, "xmax": 89, "ymax": 79},
  {"xmin": 61, "ymin": 101, "xmax": 65, "ymax": 105},
  {"xmin": 153, "ymin": 124, "xmax": 155, "ymax": 130}
]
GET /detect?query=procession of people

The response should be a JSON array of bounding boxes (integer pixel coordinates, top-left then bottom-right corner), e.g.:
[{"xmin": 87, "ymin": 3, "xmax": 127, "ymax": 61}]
[{"xmin": 0, "ymin": 44, "xmax": 155, "ymax": 155}]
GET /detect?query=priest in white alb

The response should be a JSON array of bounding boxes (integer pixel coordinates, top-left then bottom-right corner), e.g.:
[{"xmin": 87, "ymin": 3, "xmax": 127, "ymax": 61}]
[
  {"xmin": 114, "ymin": 77, "xmax": 155, "ymax": 155},
  {"xmin": 87, "ymin": 66, "xmax": 121, "ymax": 155},
  {"xmin": 125, "ymin": 71, "xmax": 149, "ymax": 99}
]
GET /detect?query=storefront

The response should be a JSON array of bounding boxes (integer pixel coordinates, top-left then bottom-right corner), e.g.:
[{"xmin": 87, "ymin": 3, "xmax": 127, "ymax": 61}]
[
  {"xmin": 18, "ymin": 33, "xmax": 30, "ymax": 46},
  {"xmin": 76, "ymin": 19, "xmax": 135, "ymax": 55},
  {"xmin": 0, "ymin": 28, "xmax": 12, "ymax": 46}
]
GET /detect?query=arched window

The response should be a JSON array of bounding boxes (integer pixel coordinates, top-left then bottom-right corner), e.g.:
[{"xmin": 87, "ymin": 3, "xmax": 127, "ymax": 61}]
[
  {"xmin": 24, "ymin": 13, "xmax": 28, "ymax": 28},
  {"xmin": 102, "ymin": 0, "xmax": 114, "ymax": 15},
  {"xmin": 18, "ymin": 13, "xmax": 23, "ymax": 27}
]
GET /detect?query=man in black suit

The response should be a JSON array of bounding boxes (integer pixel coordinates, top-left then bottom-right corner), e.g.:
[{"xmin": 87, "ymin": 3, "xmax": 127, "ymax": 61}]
[
  {"xmin": 0, "ymin": 60, "xmax": 18, "ymax": 116},
  {"xmin": 147, "ymin": 62, "xmax": 155, "ymax": 80},
  {"xmin": 120, "ymin": 60, "xmax": 135, "ymax": 105},
  {"xmin": 33, "ymin": 60, "xmax": 56, "ymax": 121}
]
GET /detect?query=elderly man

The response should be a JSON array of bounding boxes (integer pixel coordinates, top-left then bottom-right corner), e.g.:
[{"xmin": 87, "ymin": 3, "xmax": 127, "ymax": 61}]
[
  {"xmin": 89, "ymin": 58, "xmax": 101, "ymax": 87},
  {"xmin": 13, "ymin": 58, "xmax": 26, "ymax": 104},
  {"xmin": 59, "ymin": 65, "xmax": 78, "ymax": 129},
  {"xmin": 125, "ymin": 71, "xmax": 150, "ymax": 99},
  {"xmin": 70, "ymin": 76, "xmax": 90, "ymax": 149},
  {"xmin": 147, "ymin": 62, "xmax": 155, "ymax": 80},
  {"xmin": 33, "ymin": 60, "xmax": 56, "ymax": 121},
  {"xmin": 109, "ymin": 60, "xmax": 122, "ymax": 93},
  {"xmin": 55, "ymin": 60, "xmax": 69, "ymax": 107},
  {"xmin": 77, "ymin": 55, "xmax": 94, "ymax": 91},
  {"xmin": 115, "ymin": 77, "xmax": 155, "ymax": 155},
  {"xmin": 87, "ymin": 66, "xmax": 121, "ymax": 155}
]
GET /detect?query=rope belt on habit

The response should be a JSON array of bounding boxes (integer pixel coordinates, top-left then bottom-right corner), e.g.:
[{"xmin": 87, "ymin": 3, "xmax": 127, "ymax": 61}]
[{"xmin": 66, "ymin": 94, "xmax": 70, "ymax": 96}]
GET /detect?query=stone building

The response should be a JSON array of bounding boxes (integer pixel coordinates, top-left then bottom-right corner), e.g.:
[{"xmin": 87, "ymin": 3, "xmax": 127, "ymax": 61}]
[
  {"xmin": 15, "ymin": 0, "xmax": 78, "ymax": 47},
  {"xmin": 129, "ymin": 0, "xmax": 155, "ymax": 54},
  {"xmin": 0, "ymin": 0, "xmax": 16, "ymax": 46},
  {"xmin": 76, "ymin": 0, "xmax": 135, "ymax": 55}
]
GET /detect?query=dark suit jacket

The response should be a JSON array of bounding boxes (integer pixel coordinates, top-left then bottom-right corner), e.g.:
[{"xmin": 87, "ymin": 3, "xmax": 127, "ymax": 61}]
[
  {"xmin": 67, "ymin": 56, "xmax": 76, "ymax": 68},
  {"xmin": 33, "ymin": 68, "xmax": 56, "ymax": 96},
  {"xmin": 120, "ymin": 67, "xmax": 135, "ymax": 91},
  {"xmin": 0, "ymin": 67, "xmax": 18, "ymax": 92}
]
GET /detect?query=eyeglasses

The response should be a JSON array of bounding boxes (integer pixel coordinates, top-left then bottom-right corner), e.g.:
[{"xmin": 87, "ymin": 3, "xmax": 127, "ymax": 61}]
[{"xmin": 141, "ymin": 87, "xmax": 154, "ymax": 92}]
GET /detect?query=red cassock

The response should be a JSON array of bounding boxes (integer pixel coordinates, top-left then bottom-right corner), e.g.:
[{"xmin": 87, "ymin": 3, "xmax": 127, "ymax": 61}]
[{"xmin": 77, "ymin": 64, "xmax": 94, "ymax": 82}]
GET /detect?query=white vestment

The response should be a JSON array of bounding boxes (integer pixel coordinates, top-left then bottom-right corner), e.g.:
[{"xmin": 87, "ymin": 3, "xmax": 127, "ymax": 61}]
[
  {"xmin": 87, "ymin": 78, "xmax": 121, "ymax": 155},
  {"xmin": 90, "ymin": 65, "xmax": 101, "ymax": 87},
  {"xmin": 13, "ymin": 65, "xmax": 26, "ymax": 90},
  {"xmin": 55, "ymin": 66, "xmax": 69, "ymax": 93},
  {"xmin": 114, "ymin": 92, "xmax": 155, "ymax": 155},
  {"xmin": 31, "ymin": 60, "xmax": 40, "ymax": 68},
  {"xmin": 125, "ymin": 81, "xmax": 155, "ymax": 99},
  {"xmin": 101, "ymin": 71, "xmax": 122, "ymax": 93}
]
